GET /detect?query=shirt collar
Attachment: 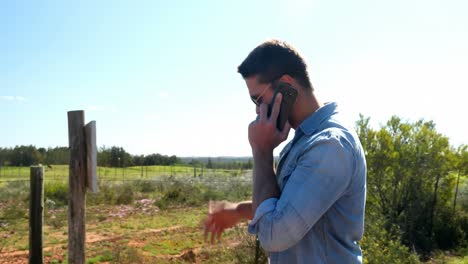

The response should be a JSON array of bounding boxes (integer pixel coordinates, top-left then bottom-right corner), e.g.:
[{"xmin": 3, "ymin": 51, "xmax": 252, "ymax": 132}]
[{"xmin": 298, "ymin": 102, "xmax": 339, "ymax": 136}]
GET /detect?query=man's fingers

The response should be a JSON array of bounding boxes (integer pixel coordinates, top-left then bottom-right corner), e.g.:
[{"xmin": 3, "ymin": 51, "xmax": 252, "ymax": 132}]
[
  {"xmin": 270, "ymin": 93, "xmax": 282, "ymax": 124},
  {"xmin": 203, "ymin": 216, "xmax": 212, "ymax": 242},
  {"xmin": 204, "ymin": 222, "xmax": 210, "ymax": 242},
  {"xmin": 210, "ymin": 225, "xmax": 217, "ymax": 244},
  {"xmin": 216, "ymin": 227, "xmax": 223, "ymax": 243},
  {"xmin": 204, "ymin": 220, "xmax": 225, "ymax": 244},
  {"xmin": 281, "ymin": 121, "xmax": 292, "ymax": 138},
  {"xmin": 258, "ymin": 103, "xmax": 269, "ymax": 122}
]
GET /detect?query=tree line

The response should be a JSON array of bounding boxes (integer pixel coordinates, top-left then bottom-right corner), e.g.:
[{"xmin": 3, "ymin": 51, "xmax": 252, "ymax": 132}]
[
  {"xmin": 0, "ymin": 146, "xmax": 181, "ymax": 167},
  {"xmin": 0, "ymin": 146, "xmax": 254, "ymax": 170},
  {"xmin": 190, "ymin": 157, "xmax": 253, "ymax": 170},
  {"xmin": 356, "ymin": 115, "xmax": 468, "ymax": 257}
]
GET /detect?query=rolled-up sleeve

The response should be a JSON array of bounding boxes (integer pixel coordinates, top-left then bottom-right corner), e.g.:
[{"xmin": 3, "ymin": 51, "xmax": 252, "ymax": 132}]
[
  {"xmin": 248, "ymin": 136, "xmax": 354, "ymax": 252},
  {"xmin": 248, "ymin": 198, "xmax": 278, "ymax": 233}
]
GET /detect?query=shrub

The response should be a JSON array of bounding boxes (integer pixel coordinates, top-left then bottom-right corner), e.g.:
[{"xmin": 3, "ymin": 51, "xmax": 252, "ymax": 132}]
[
  {"xmin": 154, "ymin": 179, "xmax": 238, "ymax": 209},
  {"xmin": 1, "ymin": 202, "xmax": 28, "ymax": 222},
  {"xmin": 0, "ymin": 181, "xmax": 29, "ymax": 203},
  {"xmin": 361, "ymin": 207, "xmax": 421, "ymax": 264},
  {"xmin": 155, "ymin": 180, "xmax": 203, "ymax": 208},
  {"xmin": 223, "ymin": 180, "xmax": 251, "ymax": 201},
  {"xmin": 433, "ymin": 208, "xmax": 466, "ymax": 250},
  {"xmin": 132, "ymin": 180, "xmax": 158, "ymax": 193},
  {"xmin": 116, "ymin": 183, "xmax": 134, "ymax": 205},
  {"xmin": 231, "ymin": 226, "xmax": 268, "ymax": 264},
  {"xmin": 86, "ymin": 182, "xmax": 135, "ymax": 205},
  {"xmin": 110, "ymin": 241, "xmax": 144, "ymax": 264},
  {"xmin": 44, "ymin": 181, "xmax": 68, "ymax": 206},
  {"xmin": 48, "ymin": 212, "xmax": 67, "ymax": 229}
]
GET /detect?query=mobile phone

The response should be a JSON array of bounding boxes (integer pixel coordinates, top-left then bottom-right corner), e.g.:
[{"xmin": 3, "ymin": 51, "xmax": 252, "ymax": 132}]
[{"xmin": 268, "ymin": 82, "xmax": 298, "ymax": 131}]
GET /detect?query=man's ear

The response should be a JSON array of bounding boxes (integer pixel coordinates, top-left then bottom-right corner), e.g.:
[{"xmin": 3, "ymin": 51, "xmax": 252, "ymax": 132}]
[
  {"xmin": 278, "ymin": 74, "xmax": 294, "ymax": 83},
  {"xmin": 278, "ymin": 75, "xmax": 300, "ymax": 92},
  {"xmin": 278, "ymin": 74, "xmax": 297, "ymax": 87}
]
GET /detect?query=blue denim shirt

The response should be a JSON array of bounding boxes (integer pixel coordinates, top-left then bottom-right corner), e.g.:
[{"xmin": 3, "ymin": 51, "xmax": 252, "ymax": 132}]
[{"xmin": 248, "ymin": 102, "xmax": 367, "ymax": 264}]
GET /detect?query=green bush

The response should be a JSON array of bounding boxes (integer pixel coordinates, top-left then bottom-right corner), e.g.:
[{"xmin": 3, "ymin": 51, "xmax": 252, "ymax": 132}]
[
  {"xmin": 116, "ymin": 183, "xmax": 134, "ymax": 205},
  {"xmin": 0, "ymin": 181, "xmax": 29, "ymax": 203},
  {"xmin": 132, "ymin": 180, "xmax": 158, "ymax": 193},
  {"xmin": 87, "ymin": 182, "xmax": 118, "ymax": 205},
  {"xmin": 1, "ymin": 182, "xmax": 32, "ymax": 226},
  {"xmin": 44, "ymin": 181, "xmax": 68, "ymax": 206},
  {"xmin": 87, "ymin": 182, "xmax": 135, "ymax": 205},
  {"xmin": 110, "ymin": 241, "xmax": 144, "ymax": 264},
  {"xmin": 155, "ymin": 181, "xmax": 204, "ymax": 208},
  {"xmin": 154, "ymin": 179, "xmax": 247, "ymax": 209},
  {"xmin": 1, "ymin": 202, "xmax": 28, "ymax": 222},
  {"xmin": 433, "ymin": 208, "xmax": 467, "ymax": 250},
  {"xmin": 202, "ymin": 187, "xmax": 224, "ymax": 202},
  {"xmin": 231, "ymin": 226, "xmax": 268, "ymax": 264},
  {"xmin": 361, "ymin": 207, "xmax": 421, "ymax": 264},
  {"xmin": 48, "ymin": 212, "xmax": 67, "ymax": 229},
  {"xmin": 223, "ymin": 181, "xmax": 251, "ymax": 201}
]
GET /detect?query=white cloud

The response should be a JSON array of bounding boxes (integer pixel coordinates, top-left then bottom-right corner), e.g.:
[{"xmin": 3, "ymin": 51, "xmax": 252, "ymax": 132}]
[
  {"xmin": 158, "ymin": 91, "xmax": 169, "ymax": 99},
  {"xmin": 1, "ymin": 96, "xmax": 26, "ymax": 101},
  {"xmin": 86, "ymin": 105, "xmax": 105, "ymax": 112},
  {"xmin": 282, "ymin": 0, "xmax": 316, "ymax": 24},
  {"xmin": 85, "ymin": 105, "xmax": 120, "ymax": 113},
  {"xmin": 143, "ymin": 114, "xmax": 160, "ymax": 122}
]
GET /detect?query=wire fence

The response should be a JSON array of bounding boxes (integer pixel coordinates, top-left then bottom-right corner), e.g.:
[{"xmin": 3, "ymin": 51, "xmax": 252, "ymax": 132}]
[
  {"xmin": 0, "ymin": 165, "xmax": 254, "ymax": 228},
  {"xmin": 0, "ymin": 165, "xmax": 253, "ymax": 185}
]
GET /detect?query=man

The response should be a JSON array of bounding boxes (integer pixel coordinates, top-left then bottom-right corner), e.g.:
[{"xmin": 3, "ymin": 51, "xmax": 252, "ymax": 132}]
[{"xmin": 204, "ymin": 40, "xmax": 367, "ymax": 263}]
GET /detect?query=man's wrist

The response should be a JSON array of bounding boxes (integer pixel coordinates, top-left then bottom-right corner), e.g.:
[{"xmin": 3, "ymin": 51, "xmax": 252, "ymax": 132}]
[
  {"xmin": 252, "ymin": 148, "xmax": 274, "ymax": 159},
  {"xmin": 235, "ymin": 201, "xmax": 254, "ymax": 220}
]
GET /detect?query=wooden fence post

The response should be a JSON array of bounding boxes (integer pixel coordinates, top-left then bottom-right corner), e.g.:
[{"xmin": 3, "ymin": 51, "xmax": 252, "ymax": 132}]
[
  {"xmin": 68, "ymin": 111, "xmax": 87, "ymax": 264},
  {"xmin": 29, "ymin": 166, "xmax": 44, "ymax": 264},
  {"xmin": 85, "ymin": 121, "xmax": 97, "ymax": 193}
]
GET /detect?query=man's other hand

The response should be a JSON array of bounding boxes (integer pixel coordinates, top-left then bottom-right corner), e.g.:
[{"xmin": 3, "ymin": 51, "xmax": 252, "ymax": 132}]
[{"xmin": 203, "ymin": 201, "xmax": 242, "ymax": 244}]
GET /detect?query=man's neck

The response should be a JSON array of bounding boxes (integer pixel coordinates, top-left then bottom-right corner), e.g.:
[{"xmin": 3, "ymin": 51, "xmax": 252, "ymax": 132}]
[{"xmin": 291, "ymin": 94, "xmax": 322, "ymax": 129}]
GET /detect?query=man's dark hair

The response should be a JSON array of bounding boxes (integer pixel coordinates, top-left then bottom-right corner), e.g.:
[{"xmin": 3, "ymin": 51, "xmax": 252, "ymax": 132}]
[{"xmin": 237, "ymin": 39, "xmax": 312, "ymax": 90}]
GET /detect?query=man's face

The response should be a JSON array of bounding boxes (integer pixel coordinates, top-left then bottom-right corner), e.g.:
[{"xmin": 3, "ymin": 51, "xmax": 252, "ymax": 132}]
[{"xmin": 245, "ymin": 77, "xmax": 274, "ymax": 114}]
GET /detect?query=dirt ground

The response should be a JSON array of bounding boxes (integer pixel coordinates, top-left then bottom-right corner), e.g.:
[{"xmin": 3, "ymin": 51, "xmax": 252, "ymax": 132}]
[{"xmin": 0, "ymin": 201, "xmax": 248, "ymax": 264}]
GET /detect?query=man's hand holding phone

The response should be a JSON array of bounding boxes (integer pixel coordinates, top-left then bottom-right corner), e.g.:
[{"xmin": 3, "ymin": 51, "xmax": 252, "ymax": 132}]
[{"xmin": 249, "ymin": 93, "xmax": 291, "ymax": 156}]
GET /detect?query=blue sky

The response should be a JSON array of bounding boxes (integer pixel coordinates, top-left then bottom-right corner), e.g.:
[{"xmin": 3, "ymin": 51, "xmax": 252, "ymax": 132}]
[{"xmin": 1, "ymin": 0, "xmax": 467, "ymax": 157}]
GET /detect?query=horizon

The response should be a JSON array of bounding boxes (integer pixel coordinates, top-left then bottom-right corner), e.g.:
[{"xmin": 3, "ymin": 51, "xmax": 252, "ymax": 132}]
[{"xmin": 2, "ymin": 0, "xmax": 467, "ymax": 157}]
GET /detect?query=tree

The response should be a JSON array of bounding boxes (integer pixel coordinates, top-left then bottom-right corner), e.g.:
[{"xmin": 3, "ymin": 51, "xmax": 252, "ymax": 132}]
[
  {"xmin": 44, "ymin": 147, "xmax": 69, "ymax": 165},
  {"xmin": 453, "ymin": 145, "xmax": 468, "ymax": 212},
  {"xmin": 97, "ymin": 146, "xmax": 111, "ymax": 167},
  {"xmin": 109, "ymin": 146, "xmax": 132, "ymax": 167},
  {"xmin": 132, "ymin": 155, "xmax": 144, "ymax": 166},
  {"xmin": 0, "ymin": 147, "xmax": 9, "ymax": 166},
  {"xmin": 10, "ymin": 145, "xmax": 42, "ymax": 166},
  {"xmin": 356, "ymin": 115, "xmax": 464, "ymax": 253}
]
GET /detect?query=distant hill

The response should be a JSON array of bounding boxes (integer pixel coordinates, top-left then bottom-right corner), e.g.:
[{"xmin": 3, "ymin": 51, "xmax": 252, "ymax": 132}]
[
  {"xmin": 179, "ymin": 156, "xmax": 253, "ymax": 164},
  {"xmin": 179, "ymin": 156, "xmax": 280, "ymax": 164}
]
